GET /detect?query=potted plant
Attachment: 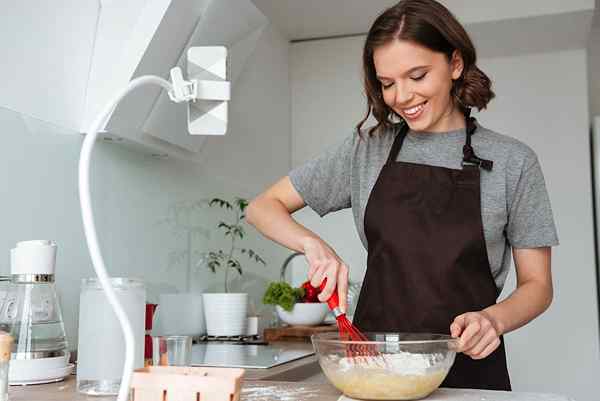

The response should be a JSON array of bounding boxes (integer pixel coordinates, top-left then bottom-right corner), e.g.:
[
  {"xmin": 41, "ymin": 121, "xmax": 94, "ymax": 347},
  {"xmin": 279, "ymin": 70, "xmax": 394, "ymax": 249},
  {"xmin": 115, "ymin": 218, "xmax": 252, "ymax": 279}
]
[
  {"xmin": 263, "ymin": 281, "xmax": 329, "ymax": 326},
  {"xmin": 201, "ymin": 197, "xmax": 266, "ymax": 336}
]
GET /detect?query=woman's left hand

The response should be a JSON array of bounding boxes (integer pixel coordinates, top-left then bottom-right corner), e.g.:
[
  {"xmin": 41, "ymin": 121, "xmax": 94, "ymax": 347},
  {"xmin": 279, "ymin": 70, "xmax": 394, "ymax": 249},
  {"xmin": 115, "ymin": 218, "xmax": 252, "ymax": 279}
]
[{"xmin": 450, "ymin": 311, "xmax": 501, "ymax": 360}]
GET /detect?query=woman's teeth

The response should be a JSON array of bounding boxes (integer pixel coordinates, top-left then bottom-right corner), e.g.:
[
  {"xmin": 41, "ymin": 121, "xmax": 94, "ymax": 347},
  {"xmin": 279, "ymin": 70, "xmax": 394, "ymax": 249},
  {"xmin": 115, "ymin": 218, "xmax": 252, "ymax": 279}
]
[{"xmin": 404, "ymin": 101, "xmax": 426, "ymax": 118}]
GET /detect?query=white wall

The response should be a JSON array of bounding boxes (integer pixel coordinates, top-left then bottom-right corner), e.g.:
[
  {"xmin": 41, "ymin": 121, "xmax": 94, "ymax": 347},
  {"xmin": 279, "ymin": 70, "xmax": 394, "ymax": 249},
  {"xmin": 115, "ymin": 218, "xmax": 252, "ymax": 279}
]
[
  {"xmin": 588, "ymin": 3, "xmax": 600, "ymax": 118},
  {"xmin": 0, "ymin": 23, "xmax": 290, "ymax": 348},
  {"xmin": 291, "ymin": 36, "xmax": 599, "ymax": 400}
]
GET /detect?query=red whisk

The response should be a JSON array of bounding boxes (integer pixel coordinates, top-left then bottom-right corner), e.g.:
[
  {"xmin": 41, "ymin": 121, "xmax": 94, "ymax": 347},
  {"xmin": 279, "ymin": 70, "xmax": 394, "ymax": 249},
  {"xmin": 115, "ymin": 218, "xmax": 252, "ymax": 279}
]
[{"xmin": 317, "ymin": 279, "xmax": 383, "ymax": 361}]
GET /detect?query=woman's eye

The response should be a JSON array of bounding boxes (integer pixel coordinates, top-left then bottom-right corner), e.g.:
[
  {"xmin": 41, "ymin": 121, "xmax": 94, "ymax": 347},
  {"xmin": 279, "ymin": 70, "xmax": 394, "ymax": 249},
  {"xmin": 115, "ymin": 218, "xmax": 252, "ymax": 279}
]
[
  {"xmin": 381, "ymin": 82, "xmax": 394, "ymax": 89},
  {"xmin": 411, "ymin": 73, "xmax": 427, "ymax": 81}
]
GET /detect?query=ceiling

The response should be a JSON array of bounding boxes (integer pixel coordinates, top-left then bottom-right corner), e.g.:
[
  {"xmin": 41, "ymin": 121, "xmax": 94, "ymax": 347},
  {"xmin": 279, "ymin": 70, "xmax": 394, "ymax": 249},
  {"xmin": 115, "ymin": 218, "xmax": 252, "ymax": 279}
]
[{"xmin": 250, "ymin": 0, "xmax": 596, "ymax": 42}]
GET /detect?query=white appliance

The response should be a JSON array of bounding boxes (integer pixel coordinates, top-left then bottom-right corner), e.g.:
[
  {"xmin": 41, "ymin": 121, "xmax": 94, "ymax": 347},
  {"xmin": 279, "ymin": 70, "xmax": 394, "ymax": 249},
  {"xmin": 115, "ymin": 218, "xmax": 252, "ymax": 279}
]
[
  {"xmin": 191, "ymin": 343, "xmax": 314, "ymax": 369},
  {"xmin": 0, "ymin": 240, "xmax": 73, "ymax": 385}
]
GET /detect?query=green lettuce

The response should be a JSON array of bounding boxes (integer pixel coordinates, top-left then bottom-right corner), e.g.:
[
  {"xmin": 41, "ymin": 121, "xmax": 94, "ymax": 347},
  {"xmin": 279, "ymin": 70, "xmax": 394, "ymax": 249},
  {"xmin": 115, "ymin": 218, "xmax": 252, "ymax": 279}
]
[{"xmin": 262, "ymin": 282, "xmax": 305, "ymax": 311}]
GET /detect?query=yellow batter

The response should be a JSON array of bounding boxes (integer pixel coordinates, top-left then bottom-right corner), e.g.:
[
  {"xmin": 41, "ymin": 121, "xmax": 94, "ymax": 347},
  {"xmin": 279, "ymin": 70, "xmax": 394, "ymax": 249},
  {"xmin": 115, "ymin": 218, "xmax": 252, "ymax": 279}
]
[{"xmin": 321, "ymin": 358, "xmax": 449, "ymax": 400}]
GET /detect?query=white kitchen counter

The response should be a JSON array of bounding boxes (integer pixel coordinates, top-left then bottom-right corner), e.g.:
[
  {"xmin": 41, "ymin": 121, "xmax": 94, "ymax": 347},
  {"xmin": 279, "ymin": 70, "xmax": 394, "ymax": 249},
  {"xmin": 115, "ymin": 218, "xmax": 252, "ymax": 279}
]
[
  {"xmin": 8, "ymin": 342, "xmax": 572, "ymax": 401},
  {"xmin": 9, "ymin": 376, "xmax": 573, "ymax": 401}
]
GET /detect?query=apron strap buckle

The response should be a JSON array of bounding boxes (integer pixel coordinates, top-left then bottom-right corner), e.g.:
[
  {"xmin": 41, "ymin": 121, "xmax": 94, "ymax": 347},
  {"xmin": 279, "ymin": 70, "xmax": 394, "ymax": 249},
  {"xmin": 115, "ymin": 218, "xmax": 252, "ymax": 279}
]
[{"xmin": 462, "ymin": 145, "xmax": 493, "ymax": 171}]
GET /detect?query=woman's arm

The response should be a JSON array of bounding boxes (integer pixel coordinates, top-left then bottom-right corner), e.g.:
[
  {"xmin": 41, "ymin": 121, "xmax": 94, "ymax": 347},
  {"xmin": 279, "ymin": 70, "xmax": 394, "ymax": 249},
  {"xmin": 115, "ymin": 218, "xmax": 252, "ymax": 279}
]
[
  {"xmin": 246, "ymin": 176, "xmax": 349, "ymax": 310},
  {"xmin": 450, "ymin": 247, "xmax": 553, "ymax": 359},
  {"xmin": 246, "ymin": 176, "xmax": 313, "ymax": 252},
  {"xmin": 483, "ymin": 247, "xmax": 553, "ymax": 334}
]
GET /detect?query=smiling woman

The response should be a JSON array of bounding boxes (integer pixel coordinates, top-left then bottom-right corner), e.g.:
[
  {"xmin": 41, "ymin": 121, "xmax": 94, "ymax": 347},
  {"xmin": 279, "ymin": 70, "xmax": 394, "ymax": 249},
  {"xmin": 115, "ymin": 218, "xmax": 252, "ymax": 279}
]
[
  {"xmin": 246, "ymin": 0, "xmax": 558, "ymax": 394},
  {"xmin": 357, "ymin": 0, "xmax": 493, "ymax": 136}
]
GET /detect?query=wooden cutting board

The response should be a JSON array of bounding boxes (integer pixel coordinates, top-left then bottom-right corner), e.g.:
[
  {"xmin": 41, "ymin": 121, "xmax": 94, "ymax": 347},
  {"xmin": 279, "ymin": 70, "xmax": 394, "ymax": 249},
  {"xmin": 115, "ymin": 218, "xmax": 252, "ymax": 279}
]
[{"xmin": 263, "ymin": 324, "xmax": 338, "ymax": 342}]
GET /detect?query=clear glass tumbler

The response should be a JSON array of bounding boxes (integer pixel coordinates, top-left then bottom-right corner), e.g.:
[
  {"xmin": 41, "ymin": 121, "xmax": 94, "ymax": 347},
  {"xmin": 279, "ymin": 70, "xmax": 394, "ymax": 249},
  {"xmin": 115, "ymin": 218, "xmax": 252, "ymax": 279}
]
[
  {"xmin": 152, "ymin": 335, "xmax": 192, "ymax": 366},
  {"xmin": 77, "ymin": 278, "xmax": 146, "ymax": 395}
]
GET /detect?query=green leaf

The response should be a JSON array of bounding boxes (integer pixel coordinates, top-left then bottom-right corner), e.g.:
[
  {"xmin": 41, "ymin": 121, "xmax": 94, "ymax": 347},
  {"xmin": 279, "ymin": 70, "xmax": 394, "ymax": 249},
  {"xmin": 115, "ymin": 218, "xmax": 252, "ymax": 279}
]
[
  {"xmin": 207, "ymin": 260, "xmax": 220, "ymax": 273},
  {"xmin": 227, "ymin": 258, "xmax": 242, "ymax": 275},
  {"xmin": 239, "ymin": 249, "xmax": 266, "ymax": 266},
  {"xmin": 210, "ymin": 198, "xmax": 233, "ymax": 210},
  {"xmin": 234, "ymin": 198, "xmax": 249, "ymax": 212},
  {"xmin": 217, "ymin": 222, "xmax": 231, "ymax": 230},
  {"xmin": 231, "ymin": 225, "xmax": 245, "ymax": 239},
  {"xmin": 262, "ymin": 282, "xmax": 305, "ymax": 311}
]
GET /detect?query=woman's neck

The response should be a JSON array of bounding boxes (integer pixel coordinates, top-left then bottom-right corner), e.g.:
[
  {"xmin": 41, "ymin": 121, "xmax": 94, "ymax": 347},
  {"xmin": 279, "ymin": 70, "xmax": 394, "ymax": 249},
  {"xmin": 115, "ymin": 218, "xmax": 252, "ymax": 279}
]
[{"xmin": 423, "ymin": 103, "xmax": 466, "ymax": 133}]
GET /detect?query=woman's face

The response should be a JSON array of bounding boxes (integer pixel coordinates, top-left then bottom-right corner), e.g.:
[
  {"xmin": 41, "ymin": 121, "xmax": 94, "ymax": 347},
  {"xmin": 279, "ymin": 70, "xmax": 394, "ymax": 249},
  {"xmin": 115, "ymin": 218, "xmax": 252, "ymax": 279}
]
[{"xmin": 373, "ymin": 39, "xmax": 464, "ymax": 132}]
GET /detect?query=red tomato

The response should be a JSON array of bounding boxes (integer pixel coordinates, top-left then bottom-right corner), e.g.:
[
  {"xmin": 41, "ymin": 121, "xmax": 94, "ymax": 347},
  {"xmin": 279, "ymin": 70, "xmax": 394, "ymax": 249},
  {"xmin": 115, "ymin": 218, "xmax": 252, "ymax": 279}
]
[{"xmin": 301, "ymin": 281, "xmax": 320, "ymax": 303}]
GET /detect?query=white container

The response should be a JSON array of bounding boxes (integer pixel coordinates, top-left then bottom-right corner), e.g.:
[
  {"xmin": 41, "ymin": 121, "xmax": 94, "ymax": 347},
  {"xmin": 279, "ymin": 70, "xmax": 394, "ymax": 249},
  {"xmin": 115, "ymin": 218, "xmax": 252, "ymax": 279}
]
[
  {"xmin": 77, "ymin": 278, "xmax": 145, "ymax": 396},
  {"xmin": 276, "ymin": 303, "xmax": 329, "ymax": 326},
  {"xmin": 246, "ymin": 316, "xmax": 258, "ymax": 336},
  {"xmin": 154, "ymin": 293, "xmax": 206, "ymax": 336},
  {"xmin": 202, "ymin": 293, "xmax": 248, "ymax": 336}
]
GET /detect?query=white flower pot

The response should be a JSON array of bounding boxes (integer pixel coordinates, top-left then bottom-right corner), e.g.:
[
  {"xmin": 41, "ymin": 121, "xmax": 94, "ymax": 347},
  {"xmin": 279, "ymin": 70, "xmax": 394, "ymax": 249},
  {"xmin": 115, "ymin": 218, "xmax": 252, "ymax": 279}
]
[
  {"xmin": 154, "ymin": 293, "xmax": 206, "ymax": 336},
  {"xmin": 202, "ymin": 293, "xmax": 248, "ymax": 336},
  {"xmin": 276, "ymin": 303, "xmax": 329, "ymax": 326}
]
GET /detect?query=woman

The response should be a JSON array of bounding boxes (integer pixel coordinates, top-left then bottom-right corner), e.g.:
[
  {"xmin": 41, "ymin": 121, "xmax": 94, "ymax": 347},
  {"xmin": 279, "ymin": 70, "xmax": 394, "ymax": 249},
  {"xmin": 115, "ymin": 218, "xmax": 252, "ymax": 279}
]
[{"xmin": 247, "ymin": 0, "xmax": 558, "ymax": 390}]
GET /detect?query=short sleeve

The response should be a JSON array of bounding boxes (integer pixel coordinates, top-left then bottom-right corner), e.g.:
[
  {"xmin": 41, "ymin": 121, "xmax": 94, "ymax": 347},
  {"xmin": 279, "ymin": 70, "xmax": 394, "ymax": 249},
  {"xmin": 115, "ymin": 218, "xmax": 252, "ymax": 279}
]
[
  {"xmin": 506, "ymin": 152, "xmax": 559, "ymax": 248},
  {"xmin": 289, "ymin": 134, "xmax": 355, "ymax": 217}
]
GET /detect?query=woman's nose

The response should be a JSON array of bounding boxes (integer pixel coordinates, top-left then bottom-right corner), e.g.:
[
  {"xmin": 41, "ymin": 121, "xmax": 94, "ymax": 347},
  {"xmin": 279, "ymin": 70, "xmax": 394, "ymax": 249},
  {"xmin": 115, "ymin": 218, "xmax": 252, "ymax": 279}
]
[{"xmin": 394, "ymin": 84, "xmax": 414, "ymax": 106}]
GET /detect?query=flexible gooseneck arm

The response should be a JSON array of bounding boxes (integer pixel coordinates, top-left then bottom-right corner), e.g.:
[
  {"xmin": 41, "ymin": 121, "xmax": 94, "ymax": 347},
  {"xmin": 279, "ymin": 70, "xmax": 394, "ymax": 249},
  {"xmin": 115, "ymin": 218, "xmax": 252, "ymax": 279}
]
[{"xmin": 78, "ymin": 76, "xmax": 172, "ymax": 401}]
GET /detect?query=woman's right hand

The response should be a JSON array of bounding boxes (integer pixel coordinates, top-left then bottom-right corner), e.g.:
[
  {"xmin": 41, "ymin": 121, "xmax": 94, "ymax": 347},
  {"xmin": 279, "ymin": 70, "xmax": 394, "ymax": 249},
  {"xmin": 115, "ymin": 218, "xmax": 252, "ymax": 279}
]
[
  {"xmin": 302, "ymin": 237, "xmax": 349, "ymax": 313},
  {"xmin": 245, "ymin": 177, "xmax": 349, "ymax": 312}
]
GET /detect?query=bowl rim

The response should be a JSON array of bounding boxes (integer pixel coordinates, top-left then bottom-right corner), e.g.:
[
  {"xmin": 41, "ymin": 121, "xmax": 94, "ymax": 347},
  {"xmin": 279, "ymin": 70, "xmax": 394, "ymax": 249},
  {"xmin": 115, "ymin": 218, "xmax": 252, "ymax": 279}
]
[{"xmin": 311, "ymin": 331, "xmax": 459, "ymax": 346}]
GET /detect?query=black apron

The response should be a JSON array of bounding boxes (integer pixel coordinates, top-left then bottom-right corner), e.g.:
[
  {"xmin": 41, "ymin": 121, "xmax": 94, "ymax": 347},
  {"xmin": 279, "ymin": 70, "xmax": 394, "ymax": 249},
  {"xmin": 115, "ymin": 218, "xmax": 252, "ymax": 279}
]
[{"xmin": 353, "ymin": 117, "xmax": 511, "ymax": 390}]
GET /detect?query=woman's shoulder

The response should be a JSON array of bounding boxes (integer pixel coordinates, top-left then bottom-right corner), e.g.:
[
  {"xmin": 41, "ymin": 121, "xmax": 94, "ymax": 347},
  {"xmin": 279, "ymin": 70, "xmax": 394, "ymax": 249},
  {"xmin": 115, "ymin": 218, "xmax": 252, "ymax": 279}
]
[
  {"xmin": 349, "ymin": 124, "xmax": 398, "ymax": 166},
  {"xmin": 475, "ymin": 124, "xmax": 539, "ymax": 169},
  {"xmin": 354, "ymin": 123, "xmax": 398, "ymax": 148}
]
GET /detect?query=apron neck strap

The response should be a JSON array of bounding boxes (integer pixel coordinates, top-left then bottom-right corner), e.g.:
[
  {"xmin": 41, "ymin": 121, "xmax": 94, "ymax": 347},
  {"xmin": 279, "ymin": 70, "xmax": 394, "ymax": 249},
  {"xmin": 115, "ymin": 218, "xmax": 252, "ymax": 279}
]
[
  {"xmin": 386, "ymin": 122, "xmax": 410, "ymax": 164},
  {"xmin": 462, "ymin": 114, "xmax": 493, "ymax": 171},
  {"xmin": 386, "ymin": 113, "xmax": 494, "ymax": 171}
]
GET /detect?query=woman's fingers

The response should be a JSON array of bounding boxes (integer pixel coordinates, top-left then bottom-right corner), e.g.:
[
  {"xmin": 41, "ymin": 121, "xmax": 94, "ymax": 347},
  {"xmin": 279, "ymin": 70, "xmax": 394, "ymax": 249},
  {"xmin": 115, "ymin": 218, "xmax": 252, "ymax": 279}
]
[
  {"xmin": 302, "ymin": 239, "xmax": 349, "ymax": 307},
  {"xmin": 318, "ymin": 262, "xmax": 339, "ymax": 302},
  {"xmin": 471, "ymin": 337, "xmax": 501, "ymax": 360},
  {"xmin": 309, "ymin": 261, "xmax": 326, "ymax": 288}
]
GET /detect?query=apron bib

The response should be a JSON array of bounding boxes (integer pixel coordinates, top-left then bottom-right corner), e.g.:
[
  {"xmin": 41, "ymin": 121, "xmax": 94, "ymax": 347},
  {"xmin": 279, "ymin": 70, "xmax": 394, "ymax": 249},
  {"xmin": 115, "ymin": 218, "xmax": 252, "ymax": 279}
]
[{"xmin": 354, "ymin": 117, "xmax": 511, "ymax": 390}]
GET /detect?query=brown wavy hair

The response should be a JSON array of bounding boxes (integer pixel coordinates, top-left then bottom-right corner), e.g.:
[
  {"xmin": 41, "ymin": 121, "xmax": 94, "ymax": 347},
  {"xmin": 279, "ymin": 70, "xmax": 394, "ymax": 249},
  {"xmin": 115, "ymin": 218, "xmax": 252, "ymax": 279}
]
[{"xmin": 357, "ymin": 0, "xmax": 494, "ymax": 136}]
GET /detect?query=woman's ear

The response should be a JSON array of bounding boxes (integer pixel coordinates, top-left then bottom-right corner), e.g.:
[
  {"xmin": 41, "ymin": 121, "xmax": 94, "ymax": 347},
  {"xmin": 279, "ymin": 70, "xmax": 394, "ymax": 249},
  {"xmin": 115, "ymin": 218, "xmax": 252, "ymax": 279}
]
[{"xmin": 450, "ymin": 50, "xmax": 464, "ymax": 80}]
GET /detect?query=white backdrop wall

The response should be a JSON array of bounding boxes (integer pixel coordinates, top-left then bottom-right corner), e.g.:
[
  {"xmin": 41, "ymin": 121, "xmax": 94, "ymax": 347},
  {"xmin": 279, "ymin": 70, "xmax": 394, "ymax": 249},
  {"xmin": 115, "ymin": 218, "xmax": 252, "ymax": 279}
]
[
  {"xmin": 0, "ymin": 23, "xmax": 291, "ymax": 348},
  {"xmin": 290, "ymin": 36, "xmax": 599, "ymax": 400},
  {"xmin": 588, "ymin": 4, "xmax": 600, "ymax": 117}
]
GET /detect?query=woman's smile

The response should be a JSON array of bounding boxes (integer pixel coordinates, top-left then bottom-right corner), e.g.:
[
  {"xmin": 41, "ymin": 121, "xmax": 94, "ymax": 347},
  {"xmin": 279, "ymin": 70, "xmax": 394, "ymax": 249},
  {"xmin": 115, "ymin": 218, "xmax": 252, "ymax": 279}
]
[{"xmin": 400, "ymin": 100, "xmax": 428, "ymax": 120}]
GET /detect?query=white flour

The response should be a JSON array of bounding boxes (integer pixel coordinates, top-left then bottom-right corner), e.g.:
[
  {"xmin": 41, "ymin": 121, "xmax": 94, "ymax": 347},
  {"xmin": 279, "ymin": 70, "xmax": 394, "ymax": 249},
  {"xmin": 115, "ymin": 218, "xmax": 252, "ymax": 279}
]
[{"xmin": 337, "ymin": 351, "xmax": 440, "ymax": 376}]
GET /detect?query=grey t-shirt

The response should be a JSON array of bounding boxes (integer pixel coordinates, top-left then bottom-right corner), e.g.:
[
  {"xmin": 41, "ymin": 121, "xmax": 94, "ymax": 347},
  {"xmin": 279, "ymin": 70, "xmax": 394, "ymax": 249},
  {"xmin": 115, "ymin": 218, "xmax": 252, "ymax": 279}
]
[{"xmin": 289, "ymin": 122, "xmax": 559, "ymax": 291}]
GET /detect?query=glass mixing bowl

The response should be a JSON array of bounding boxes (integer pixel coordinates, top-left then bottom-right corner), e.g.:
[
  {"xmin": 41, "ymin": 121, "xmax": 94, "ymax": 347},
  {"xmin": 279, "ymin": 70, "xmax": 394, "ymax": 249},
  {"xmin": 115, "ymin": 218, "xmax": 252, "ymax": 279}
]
[{"xmin": 311, "ymin": 332, "xmax": 458, "ymax": 400}]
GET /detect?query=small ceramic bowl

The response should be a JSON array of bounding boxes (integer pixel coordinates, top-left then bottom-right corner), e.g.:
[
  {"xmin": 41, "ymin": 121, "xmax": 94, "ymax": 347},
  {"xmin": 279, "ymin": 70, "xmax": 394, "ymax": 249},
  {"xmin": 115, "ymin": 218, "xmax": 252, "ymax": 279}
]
[{"xmin": 276, "ymin": 302, "xmax": 329, "ymax": 326}]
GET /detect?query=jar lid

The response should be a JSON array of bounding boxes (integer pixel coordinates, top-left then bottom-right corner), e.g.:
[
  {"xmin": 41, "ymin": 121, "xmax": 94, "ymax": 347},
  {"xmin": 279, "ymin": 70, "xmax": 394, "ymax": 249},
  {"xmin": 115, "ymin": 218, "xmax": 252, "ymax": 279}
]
[{"xmin": 0, "ymin": 332, "xmax": 13, "ymax": 362}]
